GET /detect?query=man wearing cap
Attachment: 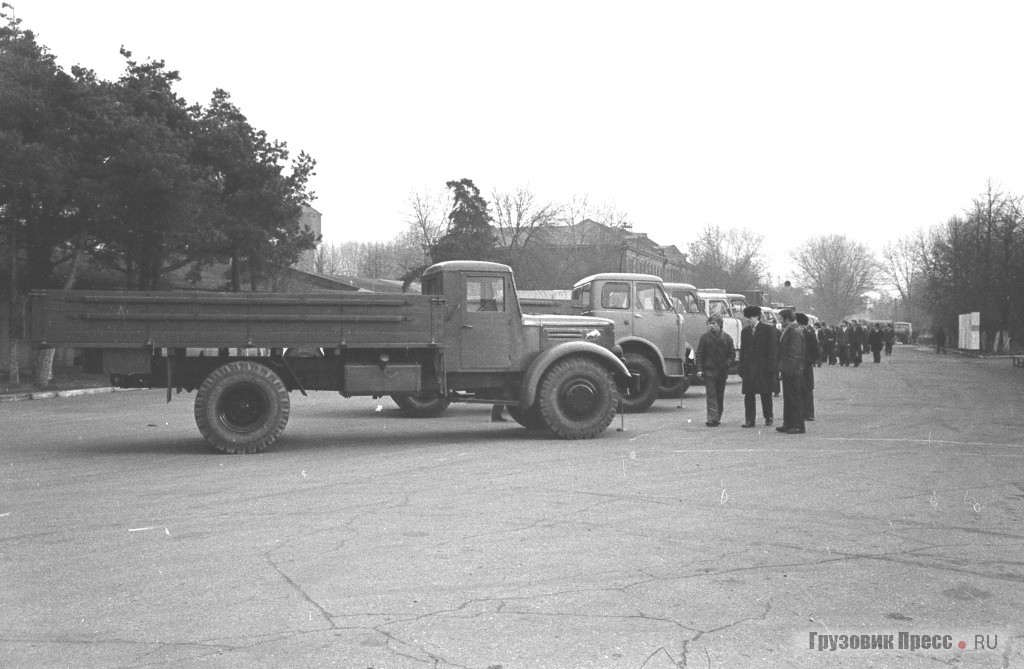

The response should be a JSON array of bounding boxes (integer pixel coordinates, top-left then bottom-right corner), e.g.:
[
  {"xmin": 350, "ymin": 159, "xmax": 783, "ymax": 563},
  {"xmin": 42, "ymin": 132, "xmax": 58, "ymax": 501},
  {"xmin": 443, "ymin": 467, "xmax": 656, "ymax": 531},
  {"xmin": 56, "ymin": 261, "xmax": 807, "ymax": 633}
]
[
  {"xmin": 796, "ymin": 313, "xmax": 819, "ymax": 421},
  {"xmin": 848, "ymin": 319, "xmax": 866, "ymax": 367},
  {"xmin": 695, "ymin": 313, "xmax": 736, "ymax": 427},
  {"xmin": 776, "ymin": 309, "xmax": 806, "ymax": 434},
  {"xmin": 836, "ymin": 321, "xmax": 851, "ymax": 366},
  {"xmin": 738, "ymin": 305, "xmax": 777, "ymax": 427}
]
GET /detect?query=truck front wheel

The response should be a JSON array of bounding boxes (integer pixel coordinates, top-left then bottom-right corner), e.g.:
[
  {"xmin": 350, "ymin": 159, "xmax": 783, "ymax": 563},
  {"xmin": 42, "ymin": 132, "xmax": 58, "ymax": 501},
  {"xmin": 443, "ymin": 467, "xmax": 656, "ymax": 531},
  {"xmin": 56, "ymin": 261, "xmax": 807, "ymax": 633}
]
[
  {"xmin": 194, "ymin": 361, "xmax": 290, "ymax": 454},
  {"xmin": 391, "ymin": 393, "xmax": 450, "ymax": 417},
  {"xmin": 507, "ymin": 404, "xmax": 548, "ymax": 431},
  {"xmin": 538, "ymin": 357, "xmax": 617, "ymax": 439},
  {"xmin": 620, "ymin": 352, "xmax": 658, "ymax": 413}
]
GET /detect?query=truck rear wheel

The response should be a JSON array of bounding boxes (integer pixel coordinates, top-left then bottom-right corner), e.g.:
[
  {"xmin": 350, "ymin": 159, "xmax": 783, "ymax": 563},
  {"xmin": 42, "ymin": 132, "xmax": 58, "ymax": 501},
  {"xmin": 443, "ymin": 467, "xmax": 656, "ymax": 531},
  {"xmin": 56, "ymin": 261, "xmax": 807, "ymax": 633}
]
[
  {"xmin": 507, "ymin": 404, "xmax": 548, "ymax": 431},
  {"xmin": 194, "ymin": 361, "xmax": 290, "ymax": 454},
  {"xmin": 391, "ymin": 393, "xmax": 450, "ymax": 417},
  {"xmin": 621, "ymin": 352, "xmax": 658, "ymax": 413},
  {"xmin": 537, "ymin": 357, "xmax": 617, "ymax": 439}
]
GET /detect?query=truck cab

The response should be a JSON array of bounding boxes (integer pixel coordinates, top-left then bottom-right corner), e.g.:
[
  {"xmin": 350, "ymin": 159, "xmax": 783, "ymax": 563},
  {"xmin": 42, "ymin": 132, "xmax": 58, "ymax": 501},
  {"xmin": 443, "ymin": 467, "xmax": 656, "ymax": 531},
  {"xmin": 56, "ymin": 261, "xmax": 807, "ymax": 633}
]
[
  {"xmin": 665, "ymin": 284, "xmax": 743, "ymax": 376},
  {"xmin": 568, "ymin": 273, "xmax": 686, "ymax": 412}
]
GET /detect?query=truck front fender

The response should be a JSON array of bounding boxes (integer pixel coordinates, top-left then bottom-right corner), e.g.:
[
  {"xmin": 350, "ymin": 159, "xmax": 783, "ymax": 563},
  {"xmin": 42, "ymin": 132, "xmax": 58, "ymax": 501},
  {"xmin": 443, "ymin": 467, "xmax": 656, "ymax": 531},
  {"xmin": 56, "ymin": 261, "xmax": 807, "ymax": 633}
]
[
  {"xmin": 520, "ymin": 342, "xmax": 630, "ymax": 407},
  {"xmin": 616, "ymin": 336, "xmax": 668, "ymax": 374}
]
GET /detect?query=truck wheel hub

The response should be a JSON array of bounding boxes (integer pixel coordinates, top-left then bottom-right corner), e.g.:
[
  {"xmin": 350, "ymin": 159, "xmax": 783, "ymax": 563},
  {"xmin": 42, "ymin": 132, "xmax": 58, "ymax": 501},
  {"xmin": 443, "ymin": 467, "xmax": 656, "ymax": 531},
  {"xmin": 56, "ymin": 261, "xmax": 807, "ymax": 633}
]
[
  {"xmin": 219, "ymin": 385, "xmax": 268, "ymax": 432},
  {"xmin": 561, "ymin": 380, "xmax": 598, "ymax": 417}
]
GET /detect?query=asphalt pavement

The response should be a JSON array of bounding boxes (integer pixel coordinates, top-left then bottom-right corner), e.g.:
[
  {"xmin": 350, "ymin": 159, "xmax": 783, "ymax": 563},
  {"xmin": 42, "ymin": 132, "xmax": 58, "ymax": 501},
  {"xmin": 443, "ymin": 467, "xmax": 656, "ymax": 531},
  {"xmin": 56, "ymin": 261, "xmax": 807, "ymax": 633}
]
[{"xmin": 1, "ymin": 345, "xmax": 1022, "ymax": 668}]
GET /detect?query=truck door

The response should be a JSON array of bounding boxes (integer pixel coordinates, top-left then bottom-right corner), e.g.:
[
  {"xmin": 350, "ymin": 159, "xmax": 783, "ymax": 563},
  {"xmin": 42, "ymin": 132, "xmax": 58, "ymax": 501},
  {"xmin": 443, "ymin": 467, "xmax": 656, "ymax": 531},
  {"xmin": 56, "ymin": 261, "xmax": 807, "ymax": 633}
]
[
  {"xmin": 460, "ymin": 274, "xmax": 512, "ymax": 369},
  {"xmin": 633, "ymin": 282, "xmax": 684, "ymax": 366}
]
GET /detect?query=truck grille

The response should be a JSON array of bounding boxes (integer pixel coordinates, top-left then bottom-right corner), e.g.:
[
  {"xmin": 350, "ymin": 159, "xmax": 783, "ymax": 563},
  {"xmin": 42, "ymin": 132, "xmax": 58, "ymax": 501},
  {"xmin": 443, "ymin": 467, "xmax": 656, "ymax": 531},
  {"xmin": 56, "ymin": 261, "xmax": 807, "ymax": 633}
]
[{"xmin": 544, "ymin": 327, "xmax": 593, "ymax": 340}]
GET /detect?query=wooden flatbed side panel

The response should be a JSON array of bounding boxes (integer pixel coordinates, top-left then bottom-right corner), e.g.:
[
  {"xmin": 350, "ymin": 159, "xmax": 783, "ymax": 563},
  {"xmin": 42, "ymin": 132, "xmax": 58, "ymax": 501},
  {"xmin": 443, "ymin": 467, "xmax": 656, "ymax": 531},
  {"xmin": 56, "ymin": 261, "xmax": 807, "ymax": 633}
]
[{"xmin": 27, "ymin": 291, "xmax": 445, "ymax": 349}]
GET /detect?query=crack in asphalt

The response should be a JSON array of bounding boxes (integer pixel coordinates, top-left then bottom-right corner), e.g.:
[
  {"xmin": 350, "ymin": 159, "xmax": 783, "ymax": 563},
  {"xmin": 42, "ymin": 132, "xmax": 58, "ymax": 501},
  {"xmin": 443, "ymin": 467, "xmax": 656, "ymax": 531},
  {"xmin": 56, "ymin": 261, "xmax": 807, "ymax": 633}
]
[{"xmin": 263, "ymin": 551, "xmax": 335, "ymax": 627}]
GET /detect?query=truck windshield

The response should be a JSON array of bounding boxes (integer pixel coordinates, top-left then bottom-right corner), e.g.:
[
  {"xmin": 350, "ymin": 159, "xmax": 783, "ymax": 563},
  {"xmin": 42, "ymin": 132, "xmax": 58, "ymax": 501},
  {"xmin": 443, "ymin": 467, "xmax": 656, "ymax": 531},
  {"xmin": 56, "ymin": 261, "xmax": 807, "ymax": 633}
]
[
  {"xmin": 636, "ymin": 283, "xmax": 672, "ymax": 311},
  {"xmin": 571, "ymin": 283, "xmax": 592, "ymax": 310},
  {"xmin": 669, "ymin": 289, "xmax": 701, "ymax": 314}
]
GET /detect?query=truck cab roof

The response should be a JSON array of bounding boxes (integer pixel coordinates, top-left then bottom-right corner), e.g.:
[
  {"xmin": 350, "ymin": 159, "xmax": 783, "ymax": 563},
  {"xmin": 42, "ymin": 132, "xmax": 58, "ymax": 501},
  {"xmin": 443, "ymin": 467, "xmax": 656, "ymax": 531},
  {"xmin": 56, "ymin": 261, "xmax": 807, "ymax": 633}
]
[
  {"xmin": 422, "ymin": 261, "xmax": 513, "ymax": 277},
  {"xmin": 574, "ymin": 272, "xmax": 664, "ymax": 287}
]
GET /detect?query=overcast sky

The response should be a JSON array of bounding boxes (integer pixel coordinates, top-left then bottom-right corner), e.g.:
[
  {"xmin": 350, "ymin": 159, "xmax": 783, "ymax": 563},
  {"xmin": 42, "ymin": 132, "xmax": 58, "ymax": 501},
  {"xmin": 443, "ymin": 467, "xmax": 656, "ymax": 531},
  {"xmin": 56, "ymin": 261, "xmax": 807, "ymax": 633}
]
[{"xmin": 16, "ymin": 1, "xmax": 1024, "ymax": 280}]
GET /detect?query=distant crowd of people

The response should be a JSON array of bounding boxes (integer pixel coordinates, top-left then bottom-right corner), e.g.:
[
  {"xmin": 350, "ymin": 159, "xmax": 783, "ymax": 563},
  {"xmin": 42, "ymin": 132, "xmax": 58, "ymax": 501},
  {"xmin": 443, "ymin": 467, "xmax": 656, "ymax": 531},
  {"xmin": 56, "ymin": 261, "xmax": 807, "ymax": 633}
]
[
  {"xmin": 813, "ymin": 319, "xmax": 897, "ymax": 367},
  {"xmin": 694, "ymin": 308, "xmax": 901, "ymax": 433}
]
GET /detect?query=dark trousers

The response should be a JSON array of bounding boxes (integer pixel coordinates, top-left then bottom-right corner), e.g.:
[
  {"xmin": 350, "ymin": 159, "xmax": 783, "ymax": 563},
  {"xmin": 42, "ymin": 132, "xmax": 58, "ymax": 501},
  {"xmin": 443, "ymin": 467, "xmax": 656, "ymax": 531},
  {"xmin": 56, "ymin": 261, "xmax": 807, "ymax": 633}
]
[
  {"xmin": 838, "ymin": 344, "xmax": 850, "ymax": 366},
  {"xmin": 704, "ymin": 374, "xmax": 727, "ymax": 422},
  {"xmin": 802, "ymin": 374, "xmax": 814, "ymax": 420},
  {"xmin": 744, "ymin": 393, "xmax": 773, "ymax": 423},
  {"xmin": 872, "ymin": 349, "xmax": 882, "ymax": 363},
  {"xmin": 781, "ymin": 373, "xmax": 805, "ymax": 429},
  {"xmin": 852, "ymin": 347, "xmax": 863, "ymax": 366}
]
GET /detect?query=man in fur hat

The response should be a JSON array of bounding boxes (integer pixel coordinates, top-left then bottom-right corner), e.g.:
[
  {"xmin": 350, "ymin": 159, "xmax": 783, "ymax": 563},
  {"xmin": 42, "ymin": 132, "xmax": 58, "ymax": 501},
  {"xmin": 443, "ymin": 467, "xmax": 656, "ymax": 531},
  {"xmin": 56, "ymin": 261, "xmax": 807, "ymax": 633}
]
[{"xmin": 738, "ymin": 305, "xmax": 778, "ymax": 427}]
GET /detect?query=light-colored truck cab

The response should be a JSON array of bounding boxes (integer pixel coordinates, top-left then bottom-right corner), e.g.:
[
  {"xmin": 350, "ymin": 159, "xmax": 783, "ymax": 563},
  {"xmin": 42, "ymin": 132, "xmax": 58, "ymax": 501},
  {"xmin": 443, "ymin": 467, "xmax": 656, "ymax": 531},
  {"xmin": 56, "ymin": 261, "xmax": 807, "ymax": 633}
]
[
  {"xmin": 726, "ymin": 293, "xmax": 748, "ymax": 316},
  {"xmin": 569, "ymin": 273, "xmax": 687, "ymax": 412},
  {"xmin": 665, "ymin": 284, "xmax": 743, "ymax": 375}
]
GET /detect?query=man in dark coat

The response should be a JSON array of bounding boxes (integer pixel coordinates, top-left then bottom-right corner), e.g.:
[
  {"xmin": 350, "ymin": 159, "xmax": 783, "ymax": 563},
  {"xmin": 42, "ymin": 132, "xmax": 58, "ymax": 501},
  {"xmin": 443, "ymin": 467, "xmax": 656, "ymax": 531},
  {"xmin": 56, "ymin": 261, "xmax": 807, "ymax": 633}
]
[
  {"xmin": 883, "ymin": 325, "xmax": 895, "ymax": 356},
  {"xmin": 869, "ymin": 324, "xmax": 884, "ymax": 363},
  {"xmin": 796, "ymin": 313, "xmax": 819, "ymax": 421},
  {"xmin": 836, "ymin": 321, "xmax": 851, "ymax": 366},
  {"xmin": 935, "ymin": 326, "xmax": 947, "ymax": 354},
  {"xmin": 820, "ymin": 322, "xmax": 836, "ymax": 365},
  {"xmin": 738, "ymin": 305, "xmax": 778, "ymax": 427},
  {"xmin": 695, "ymin": 313, "xmax": 736, "ymax": 427},
  {"xmin": 848, "ymin": 319, "xmax": 865, "ymax": 367},
  {"xmin": 776, "ymin": 309, "xmax": 806, "ymax": 434}
]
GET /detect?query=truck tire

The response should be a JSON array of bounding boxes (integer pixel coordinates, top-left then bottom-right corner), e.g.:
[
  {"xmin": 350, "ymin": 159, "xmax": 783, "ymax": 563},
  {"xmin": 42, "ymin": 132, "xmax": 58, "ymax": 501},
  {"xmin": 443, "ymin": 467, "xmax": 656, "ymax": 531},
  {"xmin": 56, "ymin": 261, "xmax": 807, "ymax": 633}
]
[
  {"xmin": 620, "ymin": 352, "xmax": 658, "ymax": 413},
  {"xmin": 657, "ymin": 376, "xmax": 691, "ymax": 399},
  {"xmin": 391, "ymin": 393, "xmax": 450, "ymax": 417},
  {"xmin": 507, "ymin": 404, "xmax": 548, "ymax": 431},
  {"xmin": 194, "ymin": 361, "xmax": 290, "ymax": 454},
  {"xmin": 537, "ymin": 357, "xmax": 617, "ymax": 439}
]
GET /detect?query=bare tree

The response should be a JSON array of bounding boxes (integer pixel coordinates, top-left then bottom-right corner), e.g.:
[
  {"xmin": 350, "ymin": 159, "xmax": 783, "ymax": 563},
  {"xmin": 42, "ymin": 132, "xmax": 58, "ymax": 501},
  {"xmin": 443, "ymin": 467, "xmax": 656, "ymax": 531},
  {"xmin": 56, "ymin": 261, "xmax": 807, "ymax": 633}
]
[
  {"xmin": 881, "ymin": 231, "xmax": 927, "ymax": 326},
  {"xmin": 687, "ymin": 224, "xmax": 769, "ymax": 291},
  {"xmin": 792, "ymin": 234, "xmax": 879, "ymax": 324},
  {"xmin": 919, "ymin": 182, "xmax": 1023, "ymax": 349},
  {"xmin": 313, "ymin": 242, "xmax": 345, "ymax": 275},
  {"xmin": 491, "ymin": 186, "xmax": 561, "ymax": 274},
  {"xmin": 520, "ymin": 194, "xmax": 627, "ymax": 288},
  {"xmin": 406, "ymin": 189, "xmax": 450, "ymax": 258}
]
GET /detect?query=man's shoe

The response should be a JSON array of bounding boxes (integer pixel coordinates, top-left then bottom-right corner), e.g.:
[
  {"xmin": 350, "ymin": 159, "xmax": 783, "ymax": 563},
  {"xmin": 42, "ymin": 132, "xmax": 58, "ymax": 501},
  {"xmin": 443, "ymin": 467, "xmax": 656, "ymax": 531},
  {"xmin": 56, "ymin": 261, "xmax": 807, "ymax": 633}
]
[
  {"xmin": 806, "ymin": 416, "xmax": 815, "ymax": 421},
  {"xmin": 776, "ymin": 425, "xmax": 791, "ymax": 433},
  {"xmin": 765, "ymin": 417, "xmax": 773, "ymax": 426},
  {"xmin": 787, "ymin": 427, "xmax": 805, "ymax": 434},
  {"xmin": 742, "ymin": 421, "xmax": 755, "ymax": 428},
  {"xmin": 705, "ymin": 421, "xmax": 719, "ymax": 427}
]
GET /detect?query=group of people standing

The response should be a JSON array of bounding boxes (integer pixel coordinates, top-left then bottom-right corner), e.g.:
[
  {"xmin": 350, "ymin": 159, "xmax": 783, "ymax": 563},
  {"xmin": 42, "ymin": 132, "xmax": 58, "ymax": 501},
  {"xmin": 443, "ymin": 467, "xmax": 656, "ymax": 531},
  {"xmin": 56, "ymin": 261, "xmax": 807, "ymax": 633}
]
[
  {"xmin": 814, "ymin": 320, "xmax": 896, "ymax": 366},
  {"xmin": 694, "ymin": 307, "xmax": 818, "ymax": 434}
]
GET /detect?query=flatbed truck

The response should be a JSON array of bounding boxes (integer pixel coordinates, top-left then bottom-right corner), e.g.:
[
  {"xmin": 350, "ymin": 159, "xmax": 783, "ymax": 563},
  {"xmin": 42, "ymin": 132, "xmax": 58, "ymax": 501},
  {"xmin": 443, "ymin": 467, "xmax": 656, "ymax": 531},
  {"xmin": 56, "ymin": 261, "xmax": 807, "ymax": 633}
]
[{"xmin": 24, "ymin": 261, "xmax": 632, "ymax": 453}]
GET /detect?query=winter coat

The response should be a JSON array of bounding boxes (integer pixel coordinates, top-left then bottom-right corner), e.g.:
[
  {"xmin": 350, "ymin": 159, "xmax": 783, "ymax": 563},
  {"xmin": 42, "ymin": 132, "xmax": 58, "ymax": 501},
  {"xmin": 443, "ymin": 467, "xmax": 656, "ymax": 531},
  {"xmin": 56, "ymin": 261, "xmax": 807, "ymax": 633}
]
[
  {"xmin": 869, "ymin": 328, "xmax": 884, "ymax": 352},
  {"xmin": 803, "ymin": 326, "xmax": 819, "ymax": 389},
  {"xmin": 696, "ymin": 329, "xmax": 736, "ymax": 378},
  {"xmin": 836, "ymin": 327, "xmax": 850, "ymax": 347},
  {"xmin": 778, "ymin": 322, "xmax": 805, "ymax": 376},
  {"xmin": 739, "ymin": 322, "xmax": 778, "ymax": 395},
  {"xmin": 848, "ymin": 324, "xmax": 865, "ymax": 349}
]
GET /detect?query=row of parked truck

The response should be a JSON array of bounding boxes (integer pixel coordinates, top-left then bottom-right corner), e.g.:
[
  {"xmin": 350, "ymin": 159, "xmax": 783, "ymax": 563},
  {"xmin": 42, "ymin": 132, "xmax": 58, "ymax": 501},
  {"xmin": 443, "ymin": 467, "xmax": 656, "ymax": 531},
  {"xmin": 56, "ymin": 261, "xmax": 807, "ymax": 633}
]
[{"xmin": 24, "ymin": 261, "xmax": 749, "ymax": 453}]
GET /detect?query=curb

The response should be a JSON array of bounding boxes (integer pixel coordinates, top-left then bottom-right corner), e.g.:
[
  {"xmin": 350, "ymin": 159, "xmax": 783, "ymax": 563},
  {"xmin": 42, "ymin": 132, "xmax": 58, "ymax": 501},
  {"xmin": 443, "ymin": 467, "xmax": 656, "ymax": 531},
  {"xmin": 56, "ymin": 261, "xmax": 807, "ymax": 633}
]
[{"xmin": 0, "ymin": 386, "xmax": 122, "ymax": 403}]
